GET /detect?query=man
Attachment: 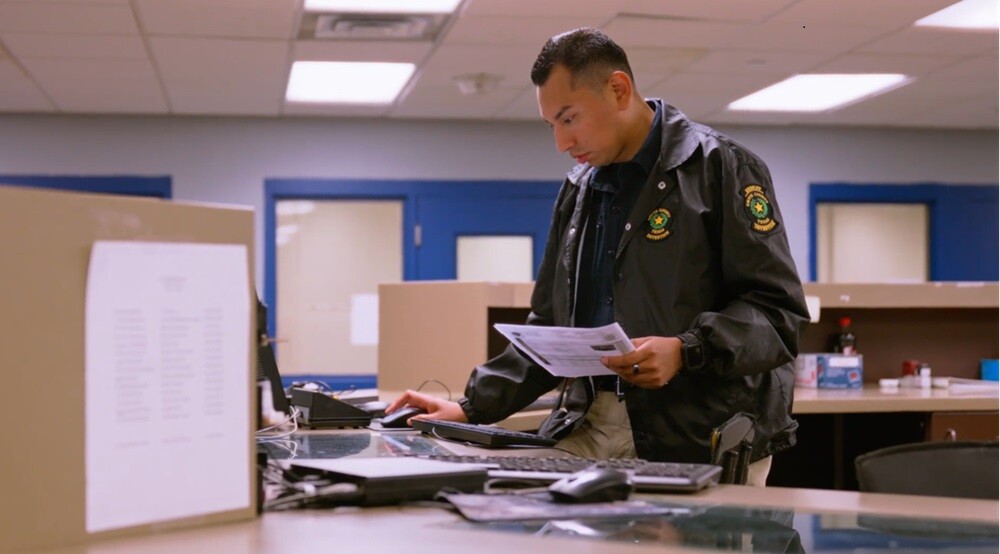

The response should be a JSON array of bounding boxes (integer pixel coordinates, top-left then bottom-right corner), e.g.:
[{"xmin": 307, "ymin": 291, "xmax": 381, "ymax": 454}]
[{"xmin": 387, "ymin": 28, "xmax": 808, "ymax": 486}]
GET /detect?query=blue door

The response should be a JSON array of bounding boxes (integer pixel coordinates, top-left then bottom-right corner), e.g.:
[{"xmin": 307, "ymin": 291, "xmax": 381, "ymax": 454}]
[{"xmin": 415, "ymin": 182, "xmax": 560, "ymax": 280}]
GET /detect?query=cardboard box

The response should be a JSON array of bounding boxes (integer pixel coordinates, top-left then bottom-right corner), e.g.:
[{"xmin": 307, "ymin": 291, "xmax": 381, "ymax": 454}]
[{"xmin": 795, "ymin": 354, "xmax": 864, "ymax": 389}]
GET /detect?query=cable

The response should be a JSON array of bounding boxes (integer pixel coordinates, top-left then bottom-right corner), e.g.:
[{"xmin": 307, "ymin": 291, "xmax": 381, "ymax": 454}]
[
  {"xmin": 257, "ymin": 407, "xmax": 296, "ymax": 433},
  {"xmin": 416, "ymin": 379, "xmax": 453, "ymax": 401},
  {"xmin": 332, "ymin": 384, "xmax": 357, "ymax": 397},
  {"xmin": 263, "ymin": 480, "xmax": 363, "ymax": 511},
  {"xmin": 257, "ymin": 407, "xmax": 300, "ymax": 441}
]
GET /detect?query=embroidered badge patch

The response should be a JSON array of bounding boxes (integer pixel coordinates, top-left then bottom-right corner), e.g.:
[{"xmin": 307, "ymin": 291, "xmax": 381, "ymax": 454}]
[
  {"xmin": 742, "ymin": 184, "xmax": 778, "ymax": 233},
  {"xmin": 646, "ymin": 208, "xmax": 673, "ymax": 241}
]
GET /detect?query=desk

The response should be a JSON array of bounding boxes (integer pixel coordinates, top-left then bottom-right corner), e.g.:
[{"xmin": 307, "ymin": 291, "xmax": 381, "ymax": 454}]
[
  {"xmin": 793, "ymin": 384, "xmax": 999, "ymax": 414},
  {"xmin": 771, "ymin": 385, "xmax": 999, "ymax": 490},
  {"xmin": 37, "ymin": 428, "xmax": 998, "ymax": 554}
]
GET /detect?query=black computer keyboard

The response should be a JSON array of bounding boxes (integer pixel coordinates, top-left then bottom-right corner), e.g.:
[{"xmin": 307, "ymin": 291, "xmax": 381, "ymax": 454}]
[
  {"xmin": 413, "ymin": 454, "xmax": 722, "ymax": 493},
  {"xmin": 410, "ymin": 419, "xmax": 557, "ymax": 448}
]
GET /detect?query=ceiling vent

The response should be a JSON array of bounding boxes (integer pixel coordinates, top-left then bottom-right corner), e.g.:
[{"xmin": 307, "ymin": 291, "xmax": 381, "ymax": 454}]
[{"xmin": 300, "ymin": 13, "xmax": 449, "ymax": 41}]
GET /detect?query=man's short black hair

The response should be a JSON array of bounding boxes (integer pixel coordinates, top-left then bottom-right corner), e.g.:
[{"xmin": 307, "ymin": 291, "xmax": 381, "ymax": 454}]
[{"xmin": 530, "ymin": 28, "xmax": 635, "ymax": 90}]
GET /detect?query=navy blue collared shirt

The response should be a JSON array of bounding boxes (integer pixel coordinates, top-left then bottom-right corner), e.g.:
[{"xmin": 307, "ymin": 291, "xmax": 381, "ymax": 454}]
[{"xmin": 575, "ymin": 101, "xmax": 662, "ymax": 329}]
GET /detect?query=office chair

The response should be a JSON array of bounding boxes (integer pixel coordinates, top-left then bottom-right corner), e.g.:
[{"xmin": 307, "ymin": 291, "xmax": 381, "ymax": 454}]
[{"xmin": 854, "ymin": 440, "xmax": 999, "ymax": 499}]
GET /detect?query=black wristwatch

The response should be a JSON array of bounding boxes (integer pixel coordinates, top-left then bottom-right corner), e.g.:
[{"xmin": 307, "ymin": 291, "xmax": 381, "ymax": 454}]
[{"xmin": 678, "ymin": 332, "xmax": 706, "ymax": 371}]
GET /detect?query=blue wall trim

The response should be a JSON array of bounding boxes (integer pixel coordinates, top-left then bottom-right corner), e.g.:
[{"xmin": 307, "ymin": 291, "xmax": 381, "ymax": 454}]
[
  {"xmin": 0, "ymin": 174, "xmax": 172, "ymax": 198},
  {"xmin": 809, "ymin": 183, "xmax": 998, "ymax": 282}
]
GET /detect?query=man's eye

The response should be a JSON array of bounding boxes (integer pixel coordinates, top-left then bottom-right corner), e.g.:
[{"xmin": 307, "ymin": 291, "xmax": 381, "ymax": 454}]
[{"xmin": 563, "ymin": 116, "xmax": 575, "ymax": 125}]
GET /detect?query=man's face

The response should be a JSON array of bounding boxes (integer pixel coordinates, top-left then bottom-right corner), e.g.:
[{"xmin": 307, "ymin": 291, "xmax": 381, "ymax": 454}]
[{"xmin": 537, "ymin": 65, "xmax": 624, "ymax": 168}]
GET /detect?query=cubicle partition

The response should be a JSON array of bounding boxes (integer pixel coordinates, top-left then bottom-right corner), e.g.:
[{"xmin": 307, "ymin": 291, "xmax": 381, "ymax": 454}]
[{"xmin": 0, "ymin": 186, "xmax": 258, "ymax": 552}]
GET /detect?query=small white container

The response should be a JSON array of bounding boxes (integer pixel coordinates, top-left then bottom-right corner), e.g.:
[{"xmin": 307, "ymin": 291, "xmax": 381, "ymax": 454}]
[{"xmin": 919, "ymin": 365, "xmax": 932, "ymax": 389}]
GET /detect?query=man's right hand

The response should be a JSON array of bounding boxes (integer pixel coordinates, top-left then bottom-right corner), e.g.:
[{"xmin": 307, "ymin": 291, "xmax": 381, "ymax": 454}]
[{"xmin": 384, "ymin": 390, "xmax": 468, "ymax": 423}]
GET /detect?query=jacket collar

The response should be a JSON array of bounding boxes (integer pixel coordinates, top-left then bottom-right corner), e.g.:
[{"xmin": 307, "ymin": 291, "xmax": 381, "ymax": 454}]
[
  {"xmin": 653, "ymin": 99, "xmax": 699, "ymax": 173},
  {"xmin": 564, "ymin": 99, "xmax": 698, "ymax": 186}
]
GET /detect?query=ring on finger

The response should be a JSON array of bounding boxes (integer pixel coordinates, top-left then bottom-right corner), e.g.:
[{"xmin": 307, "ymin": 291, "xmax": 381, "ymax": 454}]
[{"xmin": 631, "ymin": 363, "xmax": 640, "ymax": 375}]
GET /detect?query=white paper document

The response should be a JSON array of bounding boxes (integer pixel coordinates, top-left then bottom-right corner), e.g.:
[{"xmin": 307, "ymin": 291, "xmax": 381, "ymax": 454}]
[
  {"xmin": 493, "ymin": 322, "xmax": 634, "ymax": 378},
  {"xmin": 85, "ymin": 241, "xmax": 251, "ymax": 533}
]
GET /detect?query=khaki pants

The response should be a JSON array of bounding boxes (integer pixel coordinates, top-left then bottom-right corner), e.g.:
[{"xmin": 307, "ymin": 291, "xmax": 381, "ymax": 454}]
[{"xmin": 555, "ymin": 391, "xmax": 772, "ymax": 486}]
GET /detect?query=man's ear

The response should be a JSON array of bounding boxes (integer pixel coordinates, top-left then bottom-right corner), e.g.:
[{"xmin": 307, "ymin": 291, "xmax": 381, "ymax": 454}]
[{"xmin": 607, "ymin": 71, "xmax": 634, "ymax": 109}]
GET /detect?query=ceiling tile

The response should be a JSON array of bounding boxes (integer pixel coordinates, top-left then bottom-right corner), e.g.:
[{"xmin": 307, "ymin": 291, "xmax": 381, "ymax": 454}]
[
  {"xmin": 625, "ymin": 47, "xmax": 707, "ymax": 90},
  {"xmin": 281, "ymin": 102, "xmax": 391, "ymax": 117},
  {"xmin": 811, "ymin": 53, "xmax": 962, "ymax": 77},
  {"xmin": 0, "ymin": 60, "xmax": 53, "ymax": 111},
  {"xmin": 0, "ymin": 4, "xmax": 138, "ymax": 34},
  {"xmin": 917, "ymin": 56, "xmax": 1000, "ymax": 97},
  {"xmin": 859, "ymin": 27, "xmax": 999, "ymax": 56},
  {"xmin": 768, "ymin": 0, "xmax": 958, "ymax": 28},
  {"xmin": 0, "ymin": 0, "xmax": 992, "ymax": 128},
  {"xmin": 416, "ymin": 43, "xmax": 539, "ymax": 89},
  {"xmin": 725, "ymin": 21, "xmax": 887, "ymax": 53},
  {"xmin": 442, "ymin": 15, "xmax": 603, "ymax": 46},
  {"xmin": 391, "ymin": 83, "xmax": 522, "ymax": 119},
  {"xmin": 1, "ymin": 33, "xmax": 147, "ymax": 59},
  {"xmin": 493, "ymin": 85, "xmax": 542, "ymax": 120},
  {"xmin": 620, "ymin": 0, "xmax": 798, "ymax": 22},
  {"xmin": 23, "ymin": 58, "xmax": 166, "ymax": 112},
  {"xmin": 0, "ymin": 0, "xmax": 130, "ymax": 4},
  {"xmin": 461, "ymin": 0, "xmax": 624, "ymax": 19},
  {"xmin": 661, "ymin": 93, "xmax": 744, "ymax": 121},
  {"xmin": 151, "ymin": 37, "xmax": 288, "ymax": 115},
  {"xmin": 682, "ymin": 49, "xmax": 835, "ymax": 75},
  {"xmin": 647, "ymin": 71, "xmax": 790, "ymax": 103},
  {"xmin": 294, "ymin": 40, "xmax": 432, "ymax": 63},
  {"xmin": 602, "ymin": 16, "xmax": 749, "ymax": 48},
  {"xmin": 135, "ymin": 0, "xmax": 298, "ymax": 39}
]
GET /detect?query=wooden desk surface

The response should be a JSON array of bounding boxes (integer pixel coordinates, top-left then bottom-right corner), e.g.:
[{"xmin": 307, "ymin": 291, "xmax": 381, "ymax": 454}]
[
  {"xmin": 37, "ymin": 484, "xmax": 998, "ymax": 554},
  {"xmin": 793, "ymin": 384, "xmax": 999, "ymax": 414}
]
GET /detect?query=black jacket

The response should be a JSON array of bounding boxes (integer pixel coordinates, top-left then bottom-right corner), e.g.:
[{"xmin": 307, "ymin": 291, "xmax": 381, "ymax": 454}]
[{"xmin": 459, "ymin": 101, "xmax": 809, "ymax": 463}]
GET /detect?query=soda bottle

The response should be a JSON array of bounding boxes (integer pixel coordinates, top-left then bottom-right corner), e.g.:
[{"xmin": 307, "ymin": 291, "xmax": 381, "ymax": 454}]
[{"xmin": 829, "ymin": 317, "xmax": 857, "ymax": 355}]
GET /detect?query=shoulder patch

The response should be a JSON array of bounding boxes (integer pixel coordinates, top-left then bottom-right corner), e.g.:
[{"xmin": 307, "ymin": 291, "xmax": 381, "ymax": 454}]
[{"xmin": 741, "ymin": 184, "xmax": 778, "ymax": 233}]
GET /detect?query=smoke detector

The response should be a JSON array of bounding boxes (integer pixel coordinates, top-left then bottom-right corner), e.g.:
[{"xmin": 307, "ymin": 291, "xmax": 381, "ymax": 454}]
[
  {"xmin": 300, "ymin": 13, "xmax": 449, "ymax": 41},
  {"xmin": 452, "ymin": 72, "xmax": 503, "ymax": 95}
]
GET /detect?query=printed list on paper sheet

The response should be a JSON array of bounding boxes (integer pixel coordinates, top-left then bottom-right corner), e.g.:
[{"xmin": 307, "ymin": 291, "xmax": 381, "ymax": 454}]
[{"xmin": 84, "ymin": 241, "xmax": 250, "ymax": 533}]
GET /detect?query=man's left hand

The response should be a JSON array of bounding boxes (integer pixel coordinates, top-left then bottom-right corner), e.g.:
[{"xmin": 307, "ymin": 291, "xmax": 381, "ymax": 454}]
[{"xmin": 601, "ymin": 336, "xmax": 683, "ymax": 388}]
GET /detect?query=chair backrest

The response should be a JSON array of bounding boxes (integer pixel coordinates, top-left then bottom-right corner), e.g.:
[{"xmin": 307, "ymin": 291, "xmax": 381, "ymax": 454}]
[{"xmin": 855, "ymin": 440, "xmax": 999, "ymax": 499}]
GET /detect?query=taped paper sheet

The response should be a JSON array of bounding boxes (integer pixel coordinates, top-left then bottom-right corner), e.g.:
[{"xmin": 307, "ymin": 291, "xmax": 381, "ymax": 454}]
[{"xmin": 85, "ymin": 241, "xmax": 250, "ymax": 533}]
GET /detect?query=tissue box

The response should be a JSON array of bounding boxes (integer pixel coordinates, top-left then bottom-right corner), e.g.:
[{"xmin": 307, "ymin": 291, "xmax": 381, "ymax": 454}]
[{"xmin": 795, "ymin": 354, "xmax": 863, "ymax": 389}]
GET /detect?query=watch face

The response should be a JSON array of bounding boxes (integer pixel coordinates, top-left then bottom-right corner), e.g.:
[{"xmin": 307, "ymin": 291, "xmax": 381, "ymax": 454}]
[{"xmin": 684, "ymin": 342, "xmax": 705, "ymax": 370}]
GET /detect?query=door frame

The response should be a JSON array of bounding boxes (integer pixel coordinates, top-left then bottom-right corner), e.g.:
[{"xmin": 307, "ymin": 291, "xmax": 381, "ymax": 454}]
[{"xmin": 263, "ymin": 178, "xmax": 560, "ymax": 388}]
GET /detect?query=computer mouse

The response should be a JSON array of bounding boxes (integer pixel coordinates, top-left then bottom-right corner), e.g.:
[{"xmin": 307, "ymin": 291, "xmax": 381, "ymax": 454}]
[
  {"xmin": 357, "ymin": 400, "xmax": 390, "ymax": 417},
  {"xmin": 380, "ymin": 405, "xmax": 427, "ymax": 429},
  {"xmin": 548, "ymin": 468, "xmax": 633, "ymax": 504}
]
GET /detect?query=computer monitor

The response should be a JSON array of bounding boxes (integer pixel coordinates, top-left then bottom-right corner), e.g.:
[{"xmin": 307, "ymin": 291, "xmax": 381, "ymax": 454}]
[{"xmin": 256, "ymin": 296, "xmax": 290, "ymax": 415}]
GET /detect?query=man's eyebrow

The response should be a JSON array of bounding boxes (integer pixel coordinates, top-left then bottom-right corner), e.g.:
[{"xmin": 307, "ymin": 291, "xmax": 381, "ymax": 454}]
[{"xmin": 541, "ymin": 105, "xmax": 572, "ymax": 127}]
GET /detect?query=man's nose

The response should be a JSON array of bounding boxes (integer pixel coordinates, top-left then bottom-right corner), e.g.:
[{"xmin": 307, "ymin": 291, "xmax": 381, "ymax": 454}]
[{"xmin": 554, "ymin": 126, "xmax": 573, "ymax": 153}]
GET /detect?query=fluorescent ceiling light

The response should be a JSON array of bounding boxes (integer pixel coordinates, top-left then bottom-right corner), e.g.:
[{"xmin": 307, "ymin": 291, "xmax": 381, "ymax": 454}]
[
  {"xmin": 285, "ymin": 61, "xmax": 415, "ymax": 104},
  {"xmin": 304, "ymin": 0, "xmax": 462, "ymax": 14},
  {"xmin": 916, "ymin": 0, "xmax": 999, "ymax": 30},
  {"xmin": 727, "ymin": 74, "xmax": 911, "ymax": 112}
]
